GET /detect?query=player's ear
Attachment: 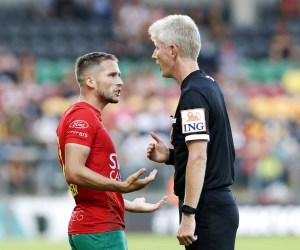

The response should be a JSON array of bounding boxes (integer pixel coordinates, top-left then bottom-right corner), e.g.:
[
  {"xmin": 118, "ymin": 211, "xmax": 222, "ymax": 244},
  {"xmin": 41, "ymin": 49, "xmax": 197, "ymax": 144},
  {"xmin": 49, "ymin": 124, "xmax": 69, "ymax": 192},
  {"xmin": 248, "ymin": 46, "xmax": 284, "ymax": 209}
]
[{"xmin": 85, "ymin": 76, "xmax": 95, "ymax": 89}]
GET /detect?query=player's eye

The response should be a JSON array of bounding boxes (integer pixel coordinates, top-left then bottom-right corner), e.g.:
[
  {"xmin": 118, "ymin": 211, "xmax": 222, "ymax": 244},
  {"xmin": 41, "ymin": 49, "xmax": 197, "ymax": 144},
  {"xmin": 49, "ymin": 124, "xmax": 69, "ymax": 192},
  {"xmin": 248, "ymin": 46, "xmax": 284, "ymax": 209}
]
[{"xmin": 109, "ymin": 73, "xmax": 121, "ymax": 78}]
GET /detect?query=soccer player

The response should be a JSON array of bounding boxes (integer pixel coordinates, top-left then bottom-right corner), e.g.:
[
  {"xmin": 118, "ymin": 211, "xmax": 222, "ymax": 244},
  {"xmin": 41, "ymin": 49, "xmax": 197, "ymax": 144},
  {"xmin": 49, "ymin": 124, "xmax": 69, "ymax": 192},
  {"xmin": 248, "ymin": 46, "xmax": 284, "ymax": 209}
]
[
  {"xmin": 56, "ymin": 52, "xmax": 167, "ymax": 250},
  {"xmin": 146, "ymin": 15, "xmax": 239, "ymax": 250}
]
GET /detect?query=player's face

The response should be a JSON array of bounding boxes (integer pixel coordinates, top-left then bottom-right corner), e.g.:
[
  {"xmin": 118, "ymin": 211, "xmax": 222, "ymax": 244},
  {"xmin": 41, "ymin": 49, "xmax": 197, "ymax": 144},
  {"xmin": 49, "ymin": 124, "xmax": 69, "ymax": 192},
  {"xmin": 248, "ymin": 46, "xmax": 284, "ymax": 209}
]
[
  {"xmin": 95, "ymin": 60, "xmax": 123, "ymax": 104},
  {"xmin": 152, "ymin": 39, "xmax": 174, "ymax": 78}
]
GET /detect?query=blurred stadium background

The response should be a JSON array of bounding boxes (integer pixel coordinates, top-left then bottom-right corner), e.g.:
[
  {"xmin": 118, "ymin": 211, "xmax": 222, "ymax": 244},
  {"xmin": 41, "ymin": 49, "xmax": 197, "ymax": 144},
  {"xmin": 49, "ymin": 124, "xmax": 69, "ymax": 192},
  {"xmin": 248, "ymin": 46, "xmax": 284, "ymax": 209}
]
[{"xmin": 0, "ymin": 0, "xmax": 300, "ymax": 248}]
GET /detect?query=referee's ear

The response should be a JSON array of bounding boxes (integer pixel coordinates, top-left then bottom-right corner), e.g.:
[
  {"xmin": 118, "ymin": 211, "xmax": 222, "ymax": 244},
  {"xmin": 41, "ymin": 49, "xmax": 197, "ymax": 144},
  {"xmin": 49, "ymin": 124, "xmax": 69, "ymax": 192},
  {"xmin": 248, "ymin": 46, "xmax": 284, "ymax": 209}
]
[{"xmin": 169, "ymin": 44, "xmax": 179, "ymax": 59}]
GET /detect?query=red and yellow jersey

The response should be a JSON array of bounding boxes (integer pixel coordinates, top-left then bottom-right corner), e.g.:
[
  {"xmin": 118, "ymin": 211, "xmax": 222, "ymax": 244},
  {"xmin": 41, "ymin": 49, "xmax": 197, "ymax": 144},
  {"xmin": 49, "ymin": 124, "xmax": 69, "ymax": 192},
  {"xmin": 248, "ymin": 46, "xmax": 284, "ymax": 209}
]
[{"xmin": 56, "ymin": 102, "xmax": 125, "ymax": 235}]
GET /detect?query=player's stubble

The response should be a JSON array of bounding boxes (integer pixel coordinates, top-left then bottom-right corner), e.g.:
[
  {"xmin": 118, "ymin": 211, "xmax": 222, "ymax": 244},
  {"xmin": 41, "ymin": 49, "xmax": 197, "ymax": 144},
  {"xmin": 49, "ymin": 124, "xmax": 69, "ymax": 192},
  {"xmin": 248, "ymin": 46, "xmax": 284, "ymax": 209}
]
[{"xmin": 96, "ymin": 82, "xmax": 120, "ymax": 104}]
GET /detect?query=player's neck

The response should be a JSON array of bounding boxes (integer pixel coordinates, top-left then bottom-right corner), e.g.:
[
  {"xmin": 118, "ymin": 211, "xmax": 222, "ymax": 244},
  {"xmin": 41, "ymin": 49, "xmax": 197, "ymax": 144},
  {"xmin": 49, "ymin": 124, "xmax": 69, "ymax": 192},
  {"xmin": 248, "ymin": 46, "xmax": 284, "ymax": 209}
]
[{"xmin": 78, "ymin": 93, "xmax": 106, "ymax": 112}]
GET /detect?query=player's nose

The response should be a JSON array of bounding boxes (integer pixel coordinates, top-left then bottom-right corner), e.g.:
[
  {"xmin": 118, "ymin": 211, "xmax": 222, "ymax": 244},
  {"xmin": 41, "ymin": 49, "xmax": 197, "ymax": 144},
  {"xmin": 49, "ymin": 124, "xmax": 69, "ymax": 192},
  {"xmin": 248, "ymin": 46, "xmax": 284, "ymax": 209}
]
[{"xmin": 117, "ymin": 77, "xmax": 124, "ymax": 86}]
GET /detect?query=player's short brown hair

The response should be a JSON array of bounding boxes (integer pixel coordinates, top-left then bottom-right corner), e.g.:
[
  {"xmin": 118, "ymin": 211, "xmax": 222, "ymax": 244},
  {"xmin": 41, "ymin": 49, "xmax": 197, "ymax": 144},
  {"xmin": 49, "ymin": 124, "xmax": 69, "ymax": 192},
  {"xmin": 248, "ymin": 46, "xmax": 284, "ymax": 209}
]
[{"xmin": 75, "ymin": 52, "xmax": 118, "ymax": 86}]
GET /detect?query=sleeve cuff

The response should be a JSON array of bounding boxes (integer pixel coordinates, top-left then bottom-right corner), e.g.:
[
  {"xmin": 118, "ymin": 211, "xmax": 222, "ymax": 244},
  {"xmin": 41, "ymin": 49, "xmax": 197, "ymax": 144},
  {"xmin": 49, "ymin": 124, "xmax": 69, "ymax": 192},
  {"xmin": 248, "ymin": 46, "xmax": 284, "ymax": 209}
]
[
  {"xmin": 185, "ymin": 134, "xmax": 210, "ymax": 142},
  {"xmin": 165, "ymin": 148, "xmax": 174, "ymax": 165}
]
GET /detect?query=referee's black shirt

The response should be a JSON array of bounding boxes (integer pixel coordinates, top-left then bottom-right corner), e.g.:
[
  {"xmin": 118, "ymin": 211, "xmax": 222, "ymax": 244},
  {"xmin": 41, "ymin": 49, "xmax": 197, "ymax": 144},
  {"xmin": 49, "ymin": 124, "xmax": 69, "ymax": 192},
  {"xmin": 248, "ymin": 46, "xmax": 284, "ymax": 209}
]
[{"xmin": 167, "ymin": 69, "xmax": 235, "ymax": 198}]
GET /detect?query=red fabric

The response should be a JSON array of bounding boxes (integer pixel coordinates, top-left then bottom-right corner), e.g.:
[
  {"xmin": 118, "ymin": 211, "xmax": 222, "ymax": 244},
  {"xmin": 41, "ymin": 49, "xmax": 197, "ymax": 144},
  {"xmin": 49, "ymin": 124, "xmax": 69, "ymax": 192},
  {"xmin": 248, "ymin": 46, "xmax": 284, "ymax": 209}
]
[{"xmin": 56, "ymin": 102, "xmax": 125, "ymax": 235}]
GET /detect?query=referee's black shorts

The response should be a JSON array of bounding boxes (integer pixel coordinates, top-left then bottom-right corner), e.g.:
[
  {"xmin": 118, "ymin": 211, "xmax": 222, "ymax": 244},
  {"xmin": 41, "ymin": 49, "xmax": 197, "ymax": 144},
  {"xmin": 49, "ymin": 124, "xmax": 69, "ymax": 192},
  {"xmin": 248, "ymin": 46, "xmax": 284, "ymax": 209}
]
[{"xmin": 179, "ymin": 187, "xmax": 239, "ymax": 250}]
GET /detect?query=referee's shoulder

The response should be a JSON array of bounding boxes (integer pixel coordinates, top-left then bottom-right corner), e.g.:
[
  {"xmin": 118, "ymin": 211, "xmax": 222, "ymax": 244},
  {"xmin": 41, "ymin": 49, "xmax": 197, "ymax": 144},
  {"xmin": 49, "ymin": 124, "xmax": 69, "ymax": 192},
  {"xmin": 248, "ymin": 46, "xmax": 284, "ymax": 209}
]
[{"xmin": 190, "ymin": 74, "xmax": 215, "ymax": 89}]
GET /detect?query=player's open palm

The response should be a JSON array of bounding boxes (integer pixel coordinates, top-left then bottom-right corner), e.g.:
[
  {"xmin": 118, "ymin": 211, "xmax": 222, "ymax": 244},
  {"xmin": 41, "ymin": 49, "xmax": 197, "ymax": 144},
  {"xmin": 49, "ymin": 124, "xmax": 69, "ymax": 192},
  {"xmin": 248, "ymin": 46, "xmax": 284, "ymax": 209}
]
[
  {"xmin": 130, "ymin": 196, "xmax": 168, "ymax": 213},
  {"xmin": 147, "ymin": 132, "xmax": 169, "ymax": 163},
  {"xmin": 120, "ymin": 168, "xmax": 158, "ymax": 193}
]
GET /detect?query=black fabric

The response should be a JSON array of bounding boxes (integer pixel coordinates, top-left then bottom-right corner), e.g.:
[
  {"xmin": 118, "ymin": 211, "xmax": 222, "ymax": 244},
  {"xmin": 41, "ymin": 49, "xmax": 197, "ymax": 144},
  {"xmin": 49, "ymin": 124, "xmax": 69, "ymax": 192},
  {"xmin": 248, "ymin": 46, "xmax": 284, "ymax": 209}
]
[
  {"xmin": 165, "ymin": 148, "xmax": 174, "ymax": 165},
  {"xmin": 171, "ymin": 69, "xmax": 236, "ymax": 197},
  {"xmin": 179, "ymin": 187, "xmax": 239, "ymax": 250}
]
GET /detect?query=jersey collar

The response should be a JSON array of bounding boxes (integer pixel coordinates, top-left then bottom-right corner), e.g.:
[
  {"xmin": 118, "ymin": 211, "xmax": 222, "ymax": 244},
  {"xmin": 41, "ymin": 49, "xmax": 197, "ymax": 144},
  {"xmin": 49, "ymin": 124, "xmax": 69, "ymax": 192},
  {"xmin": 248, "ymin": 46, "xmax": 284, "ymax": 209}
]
[{"xmin": 181, "ymin": 69, "xmax": 204, "ymax": 91}]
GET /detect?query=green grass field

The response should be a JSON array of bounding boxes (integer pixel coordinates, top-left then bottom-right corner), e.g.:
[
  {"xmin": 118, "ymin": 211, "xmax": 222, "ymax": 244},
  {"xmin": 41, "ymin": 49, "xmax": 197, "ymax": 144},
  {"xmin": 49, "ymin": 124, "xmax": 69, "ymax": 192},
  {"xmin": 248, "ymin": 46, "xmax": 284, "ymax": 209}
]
[{"xmin": 1, "ymin": 234, "xmax": 300, "ymax": 250}]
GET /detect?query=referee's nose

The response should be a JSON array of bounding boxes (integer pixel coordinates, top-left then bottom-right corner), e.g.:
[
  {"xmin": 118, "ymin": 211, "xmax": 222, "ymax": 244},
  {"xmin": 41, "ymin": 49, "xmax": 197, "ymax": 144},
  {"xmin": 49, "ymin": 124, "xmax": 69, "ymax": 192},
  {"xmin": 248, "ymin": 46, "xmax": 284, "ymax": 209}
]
[{"xmin": 152, "ymin": 49, "xmax": 157, "ymax": 60}]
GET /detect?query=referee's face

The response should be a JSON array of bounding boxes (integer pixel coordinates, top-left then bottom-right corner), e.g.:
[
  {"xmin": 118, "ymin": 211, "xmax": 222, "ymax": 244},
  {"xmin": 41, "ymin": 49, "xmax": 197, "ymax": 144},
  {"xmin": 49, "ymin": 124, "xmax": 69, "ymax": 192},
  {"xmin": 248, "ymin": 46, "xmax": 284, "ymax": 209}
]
[{"xmin": 152, "ymin": 39, "xmax": 174, "ymax": 78}]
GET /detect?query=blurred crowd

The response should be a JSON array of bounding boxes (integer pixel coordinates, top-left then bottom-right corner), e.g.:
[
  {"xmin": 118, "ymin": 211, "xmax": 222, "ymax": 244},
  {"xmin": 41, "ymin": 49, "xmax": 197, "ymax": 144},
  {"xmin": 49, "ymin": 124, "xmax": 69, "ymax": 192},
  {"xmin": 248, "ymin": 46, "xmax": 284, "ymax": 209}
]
[{"xmin": 0, "ymin": 0, "xmax": 300, "ymax": 205}]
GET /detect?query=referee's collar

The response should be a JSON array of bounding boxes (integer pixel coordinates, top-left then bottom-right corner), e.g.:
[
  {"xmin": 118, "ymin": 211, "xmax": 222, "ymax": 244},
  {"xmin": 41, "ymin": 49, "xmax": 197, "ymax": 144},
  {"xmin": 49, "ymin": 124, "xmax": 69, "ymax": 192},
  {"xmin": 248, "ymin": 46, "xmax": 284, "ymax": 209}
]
[{"xmin": 181, "ymin": 69, "xmax": 203, "ymax": 91}]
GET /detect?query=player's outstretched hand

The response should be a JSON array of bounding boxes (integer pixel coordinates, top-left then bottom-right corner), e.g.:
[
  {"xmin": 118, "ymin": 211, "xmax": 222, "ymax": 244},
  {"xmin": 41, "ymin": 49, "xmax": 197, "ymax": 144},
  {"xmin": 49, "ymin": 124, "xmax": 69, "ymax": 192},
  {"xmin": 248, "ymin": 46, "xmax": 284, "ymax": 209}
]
[
  {"xmin": 119, "ymin": 168, "xmax": 158, "ymax": 193},
  {"xmin": 147, "ymin": 132, "xmax": 169, "ymax": 163},
  {"xmin": 127, "ymin": 196, "xmax": 168, "ymax": 213}
]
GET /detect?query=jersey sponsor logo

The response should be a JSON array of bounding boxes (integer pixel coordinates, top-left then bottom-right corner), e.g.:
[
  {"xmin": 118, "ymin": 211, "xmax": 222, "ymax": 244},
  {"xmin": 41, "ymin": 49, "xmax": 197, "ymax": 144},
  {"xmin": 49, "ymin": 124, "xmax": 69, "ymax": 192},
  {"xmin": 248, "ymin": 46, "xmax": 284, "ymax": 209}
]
[
  {"xmin": 69, "ymin": 120, "xmax": 89, "ymax": 129},
  {"xmin": 181, "ymin": 108, "xmax": 206, "ymax": 134},
  {"xmin": 68, "ymin": 131, "xmax": 88, "ymax": 138},
  {"xmin": 70, "ymin": 210, "xmax": 84, "ymax": 221},
  {"xmin": 109, "ymin": 153, "xmax": 121, "ymax": 181}
]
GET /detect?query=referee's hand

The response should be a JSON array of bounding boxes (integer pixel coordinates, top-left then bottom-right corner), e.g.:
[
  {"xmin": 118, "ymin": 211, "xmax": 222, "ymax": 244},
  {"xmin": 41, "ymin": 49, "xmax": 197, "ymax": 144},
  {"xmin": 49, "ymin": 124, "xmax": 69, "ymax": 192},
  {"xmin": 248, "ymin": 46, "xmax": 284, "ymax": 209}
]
[
  {"xmin": 176, "ymin": 214, "xmax": 198, "ymax": 246},
  {"xmin": 147, "ymin": 132, "xmax": 169, "ymax": 163}
]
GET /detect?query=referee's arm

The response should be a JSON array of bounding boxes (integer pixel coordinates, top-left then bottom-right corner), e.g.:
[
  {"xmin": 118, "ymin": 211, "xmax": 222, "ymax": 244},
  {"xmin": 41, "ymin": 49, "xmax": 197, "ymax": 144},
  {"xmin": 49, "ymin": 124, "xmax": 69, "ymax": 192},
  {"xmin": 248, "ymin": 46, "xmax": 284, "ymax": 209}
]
[
  {"xmin": 183, "ymin": 139, "xmax": 207, "ymax": 209},
  {"xmin": 176, "ymin": 139, "xmax": 207, "ymax": 246}
]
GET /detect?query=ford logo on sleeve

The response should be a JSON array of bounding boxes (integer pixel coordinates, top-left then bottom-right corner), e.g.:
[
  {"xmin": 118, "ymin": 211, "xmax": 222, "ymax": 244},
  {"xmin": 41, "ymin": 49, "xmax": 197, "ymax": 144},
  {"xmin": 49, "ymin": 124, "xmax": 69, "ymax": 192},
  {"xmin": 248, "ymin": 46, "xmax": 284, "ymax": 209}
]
[{"xmin": 69, "ymin": 120, "xmax": 89, "ymax": 128}]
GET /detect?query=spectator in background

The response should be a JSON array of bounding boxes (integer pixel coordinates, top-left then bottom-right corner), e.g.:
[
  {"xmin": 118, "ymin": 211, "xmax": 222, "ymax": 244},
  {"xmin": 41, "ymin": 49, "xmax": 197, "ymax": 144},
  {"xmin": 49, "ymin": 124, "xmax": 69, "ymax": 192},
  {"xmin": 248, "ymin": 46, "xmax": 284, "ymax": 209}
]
[
  {"xmin": 17, "ymin": 50, "xmax": 36, "ymax": 83},
  {"xmin": 86, "ymin": 0, "xmax": 112, "ymax": 19},
  {"xmin": 281, "ymin": 45, "xmax": 300, "ymax": 94},
  {"xmin": 271, "ymin": 20, "xmax": 293, "ymax": 59},
  {"xmin": 279, "ymin": 0, "xmax": 300, "ymax": 17},
  {"xmin": 197, "ymin": 34, "xmax": 219, "ymax": 76},
  {"xmin": 30, "ymin": 0, "xmax": 53, "ymax": 18},
  {"xmin": 52, "ymin": 0, "xmax": 81, "ymax": 19},
  {"xmin": 2, "ymin": 160, "xmax": 35, "ymax": 195},
  {"xmin": 114, "ymin": 0, "xmax": 149, "ymax": 40},
  {"xmin": 0, "ymin": 46, "xmax": 18, "ymax": 83}
]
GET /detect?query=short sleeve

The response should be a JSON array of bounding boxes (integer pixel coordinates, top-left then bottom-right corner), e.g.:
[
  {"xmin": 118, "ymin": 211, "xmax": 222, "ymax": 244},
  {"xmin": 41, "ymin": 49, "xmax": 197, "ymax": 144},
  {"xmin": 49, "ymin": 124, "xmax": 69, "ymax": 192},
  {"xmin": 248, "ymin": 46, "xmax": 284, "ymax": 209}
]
[
  {"xmin": 180, "ymin": 90, "xmax": 210, "ymax": 142},
  {"xmin": 65, "ymin": 108, "xmax": 98, "ymax": 148}
]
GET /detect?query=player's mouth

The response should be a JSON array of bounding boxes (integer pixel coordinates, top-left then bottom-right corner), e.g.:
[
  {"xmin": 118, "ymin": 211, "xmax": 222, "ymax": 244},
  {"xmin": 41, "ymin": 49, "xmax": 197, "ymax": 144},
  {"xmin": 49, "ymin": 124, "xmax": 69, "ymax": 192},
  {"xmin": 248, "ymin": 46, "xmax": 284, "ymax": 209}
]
[{"xmin": 115, "ymin": 89, "xmax": 121, "ymax": 96}]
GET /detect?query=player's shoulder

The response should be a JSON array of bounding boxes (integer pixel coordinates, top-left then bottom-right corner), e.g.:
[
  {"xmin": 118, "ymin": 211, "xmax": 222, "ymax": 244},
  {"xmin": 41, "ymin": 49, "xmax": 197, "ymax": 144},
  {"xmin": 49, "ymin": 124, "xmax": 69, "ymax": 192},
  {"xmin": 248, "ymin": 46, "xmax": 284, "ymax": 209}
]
[
  {"xmin": 61, "ymin": 103, "xmax": 99, "ymax": 128},
  {"xmin": 66, "ymin": 103, "xmax": 97, "ymax": 117}
]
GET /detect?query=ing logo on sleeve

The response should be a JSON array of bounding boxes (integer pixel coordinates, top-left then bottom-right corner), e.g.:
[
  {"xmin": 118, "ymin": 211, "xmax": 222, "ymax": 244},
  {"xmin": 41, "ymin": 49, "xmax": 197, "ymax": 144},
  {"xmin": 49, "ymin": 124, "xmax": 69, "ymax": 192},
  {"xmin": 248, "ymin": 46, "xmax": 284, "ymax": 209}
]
[
  {"xmin": 186, "ymin": 111, "xmax": 201, "ymax": 122},
  {"xmin": 181, "ymin": 108, "xmax": 206, "ymax": 134}
]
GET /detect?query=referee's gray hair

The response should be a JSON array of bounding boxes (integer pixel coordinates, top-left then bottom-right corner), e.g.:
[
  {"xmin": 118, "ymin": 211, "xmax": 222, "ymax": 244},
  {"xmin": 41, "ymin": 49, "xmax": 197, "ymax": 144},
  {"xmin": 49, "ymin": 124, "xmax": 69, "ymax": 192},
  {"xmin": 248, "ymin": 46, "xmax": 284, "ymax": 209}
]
[{"xmin": 148, "ymin": 15, "xmax": 201, "ymax": 61}]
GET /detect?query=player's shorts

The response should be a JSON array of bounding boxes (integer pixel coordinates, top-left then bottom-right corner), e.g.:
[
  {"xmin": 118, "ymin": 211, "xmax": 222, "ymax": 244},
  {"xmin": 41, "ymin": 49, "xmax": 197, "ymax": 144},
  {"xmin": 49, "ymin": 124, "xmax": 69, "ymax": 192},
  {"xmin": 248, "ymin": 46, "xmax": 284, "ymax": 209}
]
[
  {"xmin": 68, "ymin": 230, "xmax": 128, "ymax": 250},
  {"xmin": 179, "ymin": 187, "xmax": 239, "ymax": 250}
]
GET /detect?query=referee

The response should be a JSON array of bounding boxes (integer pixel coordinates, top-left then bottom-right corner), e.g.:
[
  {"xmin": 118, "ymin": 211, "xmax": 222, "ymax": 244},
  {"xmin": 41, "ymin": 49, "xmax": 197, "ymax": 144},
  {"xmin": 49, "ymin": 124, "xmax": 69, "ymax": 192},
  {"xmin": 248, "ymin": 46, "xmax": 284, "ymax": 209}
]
[{"xmin": 147, "ymin": 15, "xmax": 239, "ymax": 250}]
